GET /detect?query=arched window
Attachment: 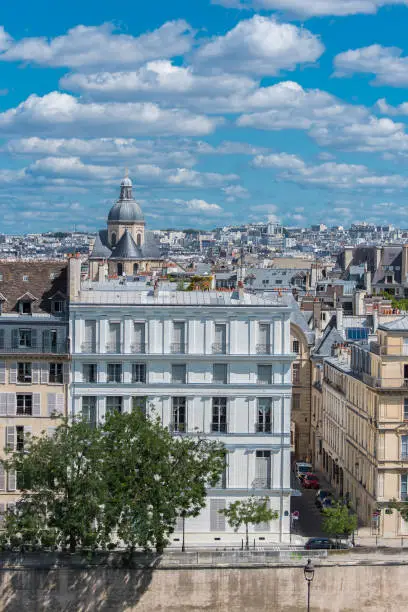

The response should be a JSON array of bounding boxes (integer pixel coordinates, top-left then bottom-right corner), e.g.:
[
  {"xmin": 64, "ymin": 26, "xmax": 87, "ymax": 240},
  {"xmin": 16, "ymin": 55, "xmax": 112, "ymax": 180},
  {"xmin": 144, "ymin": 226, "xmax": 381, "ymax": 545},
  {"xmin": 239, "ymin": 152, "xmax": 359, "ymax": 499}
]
[
  {"xmin": 111, "ymin": 233, "xmax": 117, "ymax": 247},
  {"xmin": 117, "ymin": 263, "xmax": 123, "ymax": 276},
  {"xmin": 137, "ymin": 234, "xmax": 142, "ymax": 246},
  {"xmin": 133, "ymin": 263, "xmax": 139, "ymax": 275}
]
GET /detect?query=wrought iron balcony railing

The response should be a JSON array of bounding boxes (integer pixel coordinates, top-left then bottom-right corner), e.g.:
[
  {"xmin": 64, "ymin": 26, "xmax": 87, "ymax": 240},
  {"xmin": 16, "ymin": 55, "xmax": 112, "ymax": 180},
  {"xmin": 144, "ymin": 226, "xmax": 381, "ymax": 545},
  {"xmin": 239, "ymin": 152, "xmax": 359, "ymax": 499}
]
[
  {"xmin": 170, "ymin": 343, "xmax": 187, "ymax": 354},
  {"xmin": 0, "ymin": 342, "xmax": 68, "ymax": 355},
  {"xmin": 130, "ymin": 343, "xmax": 147, "ymax": 354},
  {"xmin": 256, "ymin": 344, "xmax": 272, "ymax": 355},
  {"xmin": 212, "ymin": 343, "xmax": 227, "ymax": 355}
]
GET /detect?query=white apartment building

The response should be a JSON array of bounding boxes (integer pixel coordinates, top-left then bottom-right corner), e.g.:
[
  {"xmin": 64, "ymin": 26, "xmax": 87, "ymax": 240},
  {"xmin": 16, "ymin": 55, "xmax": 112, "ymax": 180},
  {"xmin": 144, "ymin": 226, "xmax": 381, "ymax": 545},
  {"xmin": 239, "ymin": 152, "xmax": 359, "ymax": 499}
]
[{"xmin": 69, "ymin": 260, "xmax": 293, "ymax": 545}]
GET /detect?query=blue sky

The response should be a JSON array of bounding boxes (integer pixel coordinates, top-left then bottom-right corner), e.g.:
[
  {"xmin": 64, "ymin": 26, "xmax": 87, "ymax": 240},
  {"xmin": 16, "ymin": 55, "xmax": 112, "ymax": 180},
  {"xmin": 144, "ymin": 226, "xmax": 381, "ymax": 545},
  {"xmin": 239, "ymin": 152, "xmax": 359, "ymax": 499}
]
[{"xmin": 2, "ymin": 1, "xmax": 408, "ymax": 232}]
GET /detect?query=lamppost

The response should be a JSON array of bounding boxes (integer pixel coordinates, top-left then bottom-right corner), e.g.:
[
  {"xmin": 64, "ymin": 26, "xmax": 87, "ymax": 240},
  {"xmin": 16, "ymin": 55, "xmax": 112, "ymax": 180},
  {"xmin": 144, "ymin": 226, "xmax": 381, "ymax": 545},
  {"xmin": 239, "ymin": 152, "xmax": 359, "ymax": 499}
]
[{"xmin": 304, "ymin": 558, "xmax": 315, "ymax": 612}]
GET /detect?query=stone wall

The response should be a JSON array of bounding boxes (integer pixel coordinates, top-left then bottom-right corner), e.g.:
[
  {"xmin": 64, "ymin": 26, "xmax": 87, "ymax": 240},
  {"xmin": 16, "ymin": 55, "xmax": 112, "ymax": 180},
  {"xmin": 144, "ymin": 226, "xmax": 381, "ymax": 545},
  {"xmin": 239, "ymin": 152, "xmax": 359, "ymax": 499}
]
[{"xmin": 0, "ymin": 556, "xmax": 407, "ymax": 611}]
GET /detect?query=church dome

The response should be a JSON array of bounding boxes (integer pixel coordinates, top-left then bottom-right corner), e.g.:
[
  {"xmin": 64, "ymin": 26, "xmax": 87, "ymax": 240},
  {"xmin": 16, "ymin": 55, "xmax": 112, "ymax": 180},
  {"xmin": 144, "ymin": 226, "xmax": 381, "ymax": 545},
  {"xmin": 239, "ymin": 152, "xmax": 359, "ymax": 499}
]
[{"xmin": 108, "ymin": 173, "xmax": 144, "ymax": 223}]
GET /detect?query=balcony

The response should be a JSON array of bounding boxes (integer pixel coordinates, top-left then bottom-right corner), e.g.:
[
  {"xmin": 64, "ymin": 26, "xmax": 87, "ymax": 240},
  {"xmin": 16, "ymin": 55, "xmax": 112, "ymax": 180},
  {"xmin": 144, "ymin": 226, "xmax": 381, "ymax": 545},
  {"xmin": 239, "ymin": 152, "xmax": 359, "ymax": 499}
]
[
  {"xmin": 130, "ymin": 343, "xmax": 146, "ymax": 354},
  {"xmin": 81, "ymin": 342, "xmax": 97, "ymax": 354},
  {"xmin": 361, "ymin": 372, "xmax": 408, "ymax": 389},
  {"xmin": 255, "ymin": 423, "xmax": 272, "ymax": 433},
  {"xmin": 370, "ymin": 342, "xmax": 408, "ymax": 357},
  {"xmin": 171, "ymin": 343, "xmax": 186, "ymax": 354},
  {"xmin": 211, "ymin": 423, "xmax": 227, "ymax": 433},
  {"xmin": 0, "ymin": 342, "xmax": 68, "ymax": 355},
  {"xmin": 106, "ymin": 343, "xmax": 122, "ymax": 354},
  {"xmin": 169, "ymin": 422, "xmax": 187, "ymax": 433},
  {"xmin": 256, "ymin": 344, "xmax": 272, "ymax": 355},
  {"xmin": 251, "ymin": 478, "xmax": 271, "ymax": 489},
  {"xmin": 212, "ymin": 343, "xmax": 227, "ymax": 355}
]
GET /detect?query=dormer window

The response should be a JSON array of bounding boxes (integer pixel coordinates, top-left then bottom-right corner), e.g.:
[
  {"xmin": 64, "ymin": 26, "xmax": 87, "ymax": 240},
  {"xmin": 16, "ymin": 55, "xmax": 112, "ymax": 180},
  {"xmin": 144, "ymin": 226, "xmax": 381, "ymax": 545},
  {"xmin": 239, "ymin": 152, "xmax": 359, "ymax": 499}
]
[
  {"xmin": 19, "ymin": 301, "xmax": 32, "ymax": 315},
  {"xmin": 53, "ymin": 300, "xmax": 64, "ymax": 314},
  {"xmin": 23, "ymin": 275, "xmax": 29, "ymax": 282},
  {"xmin": 49, "ymin": 292, "xmax": 66, "ymax": 315},
  {"xmin": 17, "ymin": 292, "xmax": 38, "ymax": 316}
]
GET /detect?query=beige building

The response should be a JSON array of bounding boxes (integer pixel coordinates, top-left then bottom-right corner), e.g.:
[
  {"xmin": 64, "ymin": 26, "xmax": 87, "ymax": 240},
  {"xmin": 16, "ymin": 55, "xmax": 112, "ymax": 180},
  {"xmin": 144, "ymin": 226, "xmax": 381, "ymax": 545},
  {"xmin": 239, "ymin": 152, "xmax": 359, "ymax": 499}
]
[
  {"xmin": 0, "ymin": 261, "xmax": 69, "ymax": 513},
  {"xmin": 311, "ymin": 316, "xmax": 408, "ymax": 537}
]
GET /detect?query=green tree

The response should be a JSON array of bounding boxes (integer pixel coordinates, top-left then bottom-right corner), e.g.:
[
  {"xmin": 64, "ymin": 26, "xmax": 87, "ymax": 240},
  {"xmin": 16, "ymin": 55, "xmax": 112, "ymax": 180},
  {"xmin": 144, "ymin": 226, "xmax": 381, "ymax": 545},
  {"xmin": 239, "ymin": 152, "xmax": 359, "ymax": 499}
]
[
  {"xmin": 386, "ymin": 499, "xmax": 408, "ymax": 521},
  {"xmin": 100, "ymin": 408, "xmax": 226, "ymax": 553},
  {"xmin": 219, "ymin": 496, "xmax": 278, "ymax": 550},
  {"xmin": 322, "ymin": 502, "xmax": 357, "ymax": 543},
  {"xmin": 2, "ymin": 419, "xmax": 107, "ymax": 552}
]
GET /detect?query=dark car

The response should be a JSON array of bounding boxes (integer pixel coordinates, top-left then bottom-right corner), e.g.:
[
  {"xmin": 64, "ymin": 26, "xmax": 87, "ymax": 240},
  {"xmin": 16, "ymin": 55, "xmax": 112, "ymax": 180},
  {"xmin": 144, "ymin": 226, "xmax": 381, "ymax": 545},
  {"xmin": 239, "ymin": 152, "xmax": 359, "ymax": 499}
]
[
  {"xmin": 304, "ymin": 538, "xmax": 350, "ymax": 550},
  {"xmin": 315, "ymin": 490, "xmax": 332, "ymax": 508}
]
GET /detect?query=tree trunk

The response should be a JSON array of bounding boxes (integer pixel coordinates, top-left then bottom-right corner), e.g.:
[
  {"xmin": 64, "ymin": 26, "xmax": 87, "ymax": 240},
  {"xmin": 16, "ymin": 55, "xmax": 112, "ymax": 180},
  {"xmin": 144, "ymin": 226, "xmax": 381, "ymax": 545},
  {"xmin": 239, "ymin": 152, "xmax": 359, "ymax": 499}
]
[
  {"xmin": 245, "ymin": 524, "xmax": 249, "ymax": 550},
  {"xmin": 69, "ymin": 533, "xmax": 76, "ymax": 553}
]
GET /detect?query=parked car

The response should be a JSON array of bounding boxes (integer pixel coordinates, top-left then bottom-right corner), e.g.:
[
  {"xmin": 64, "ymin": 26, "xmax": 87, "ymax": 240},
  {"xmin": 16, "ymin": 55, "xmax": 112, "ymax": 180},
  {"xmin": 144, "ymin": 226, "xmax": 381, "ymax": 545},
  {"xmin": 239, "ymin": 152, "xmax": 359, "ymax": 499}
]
[
  {"xmin": 315, "ymin": 490, "xmax": 332, "ymax": 508},
  {"xmin": 295, "ymin": 462, "xmax": 313, "ymax": 480},
  {"xmin": 302, "ymin": 473, "xmax": 320, "ymax": 489},
  {"xmin": 304, "ymin": 538, "xmax": 350, "ymax": 550}
]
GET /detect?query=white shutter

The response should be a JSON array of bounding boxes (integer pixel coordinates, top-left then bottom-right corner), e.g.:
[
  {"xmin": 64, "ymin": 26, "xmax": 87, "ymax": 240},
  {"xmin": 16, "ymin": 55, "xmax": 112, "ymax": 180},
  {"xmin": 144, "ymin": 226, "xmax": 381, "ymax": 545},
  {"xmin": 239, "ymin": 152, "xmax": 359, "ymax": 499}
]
[
  {"xmin": 47, "ymin": 427, "xmax": 56, "ymax": 438},
  {"xmin": 7, "ymin": 393, "xmax": 16, "ymax": 416},
  {"xmin": 31, "ymin": 329, "xmax": 37, "ymax": 349},
  {"xmin": 0, "ymin": 329, "xmax": 4, "ymax": 349},
  {"xmin": 0, "ymin": 362, "xmax": 5, "ymax": 384},
  {"xmin": 32, "ymin": 393, "xmax": 41, "ymax": 417},
  {"xmin": 9, "ymin": 363, "xmax": 17, "ymax": 384},
  {"xmin": 0, "ymin": 464, "xmax": 5, "ymax": 491},
  {"xmin": 63, "ymin": 362, "xmax": 70, "ymax": 384},
  {"xmin": 32, "ymin": 363, "xmax": 40, "ymax": 384},
  {"xmin": 255, "ymin": 498, "xmax": 271, "ymax": 532},
  {"xmin": 41, "ymin": 363, "xmax": 49, "ymax": 384},
  {"xmin": 47, "ymin": 393, "xmax": 57, "ymax": 416},
  {"xmin": 210, "ymin": 498, "xmax": 226, "ymax": 532},
  {"xmin": 11, "ymin": 329, "xmax": 18, "ymax": 349},
  {"xmin": 6, "ymin": 426, "xmax": 15, "ymax": 450},
  {"xmin": 56, "ymin": 394, "xmax": 65, "ymax": 415},
  {"xmin": 0, "ymin": 503, "xmax": 5, "ymax": 527},
  {"xmin": 0, "ymin": 393, "xmax": 7, "ymax": 416},
  {"xmin": 7, "ymin": 470, "xmax": 16, "ymax": 492}
]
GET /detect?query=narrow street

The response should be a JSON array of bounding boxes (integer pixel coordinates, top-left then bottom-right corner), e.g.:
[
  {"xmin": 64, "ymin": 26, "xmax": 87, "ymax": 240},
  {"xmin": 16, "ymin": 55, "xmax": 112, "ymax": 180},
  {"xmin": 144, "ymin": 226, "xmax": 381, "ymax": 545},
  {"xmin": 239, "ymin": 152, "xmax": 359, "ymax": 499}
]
[{"xmin": 291, "ymin": 488, "xmax": 326, "ymax": 538}]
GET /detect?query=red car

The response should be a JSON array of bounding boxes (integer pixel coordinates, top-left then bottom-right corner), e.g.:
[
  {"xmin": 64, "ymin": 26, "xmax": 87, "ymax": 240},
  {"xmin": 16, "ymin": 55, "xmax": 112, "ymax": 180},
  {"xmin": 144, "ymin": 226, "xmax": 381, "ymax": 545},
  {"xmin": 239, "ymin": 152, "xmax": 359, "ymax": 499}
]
[{"xmin": 302, "ymin": 473, "xmax": 320, "ymax": 489}]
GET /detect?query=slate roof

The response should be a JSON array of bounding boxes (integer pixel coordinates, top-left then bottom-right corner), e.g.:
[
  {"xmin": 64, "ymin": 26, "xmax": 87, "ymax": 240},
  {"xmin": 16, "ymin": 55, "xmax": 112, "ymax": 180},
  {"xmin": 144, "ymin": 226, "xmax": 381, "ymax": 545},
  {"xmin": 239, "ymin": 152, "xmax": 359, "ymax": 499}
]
[
  {"xmin": 90, "ymin": 230, "xmax": 112, "ymax": 259},
  {"xmin": 109, "ymin": 230, "xmax": 143, "ymax": 260},
  {"xmin": 372, "ymin": 246, "xmax": 402, "ymax": 284},
  {"xmin": 289, "ymin": 297, "xmax": 315, "ymax": 345},
  {"xmin": 313, "ymin": 319, "xmax": 344, "ymax": 357},
  {"xmin": 379, "ymin": 316, "xmax": 408, "ymax": 331},
  {"xmin": 0, "ymin": 261, "xmax": 68, "ymax": 314}
]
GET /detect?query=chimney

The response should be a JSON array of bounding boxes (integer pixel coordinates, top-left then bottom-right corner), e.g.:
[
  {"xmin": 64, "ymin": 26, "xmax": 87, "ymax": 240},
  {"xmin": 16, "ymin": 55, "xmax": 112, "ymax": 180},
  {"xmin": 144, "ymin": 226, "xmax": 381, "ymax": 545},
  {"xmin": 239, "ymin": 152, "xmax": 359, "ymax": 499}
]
[
  {"xmin": 373, "ymin": 306, "xmax": 379, "ymax": 333},
  {"xmin": 402, "ymin": 244, "xmax": 408, "ymax": 284},
  {"xmin": 238, "ymin": 280, "xmax": 245, "ymax": 300},
  {"xmin": 343, "ymin": 246, "xmax": 354, "ymax": 271},
  {"xmin": 68, "ymin": 256, "xmax": 81, "ymax": 300},
  {"xmin": 353, "ymin": 290, "xmax": 366, "ymax": 316},
  {"xmin": 313, "ymin": 298, "xmax": 322, "ymax": 334},
  {"xmin": 336, "ymin": 306, "xmax": 344, "ymax": 332},
  {"xmin": 97, "ymin": 263, "xmax": 108, "ymax": 283},
  {"xmin": 364, "ymin": 269, "xmax": 372, "ymax": 294}
]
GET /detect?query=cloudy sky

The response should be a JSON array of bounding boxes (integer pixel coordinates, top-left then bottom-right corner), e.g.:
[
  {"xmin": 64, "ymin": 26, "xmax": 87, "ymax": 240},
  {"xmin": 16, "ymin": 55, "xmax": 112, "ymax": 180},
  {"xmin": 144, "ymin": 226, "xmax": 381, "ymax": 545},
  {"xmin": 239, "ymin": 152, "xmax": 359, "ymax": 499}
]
[{"xmin": 2, "ymin": 0, "xmax": 408, "ymax": 232}]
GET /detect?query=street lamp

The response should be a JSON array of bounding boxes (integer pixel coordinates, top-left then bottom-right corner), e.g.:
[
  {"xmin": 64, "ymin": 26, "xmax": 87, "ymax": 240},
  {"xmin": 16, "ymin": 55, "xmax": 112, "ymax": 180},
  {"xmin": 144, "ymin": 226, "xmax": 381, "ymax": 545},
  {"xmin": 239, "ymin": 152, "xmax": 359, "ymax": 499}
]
[{"xmin": 304, "ymin": 558, "xmax": 315, "ymax": 612}]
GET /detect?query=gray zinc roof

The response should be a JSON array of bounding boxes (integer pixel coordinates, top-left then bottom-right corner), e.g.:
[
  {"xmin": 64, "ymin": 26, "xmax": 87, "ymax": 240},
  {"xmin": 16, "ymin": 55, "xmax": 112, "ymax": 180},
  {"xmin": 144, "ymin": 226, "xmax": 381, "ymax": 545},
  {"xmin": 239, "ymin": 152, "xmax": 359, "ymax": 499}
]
[
  {"xmin": 379, "ymin": 315, "xmax": 408, "ymax": 331},
  {"xmin": 109, "ymin": 230, "xmax": 143, "ymax": 260},
  {"xmin": 90, "ymin": 230, "xmax": 112, "ymax": 259}
]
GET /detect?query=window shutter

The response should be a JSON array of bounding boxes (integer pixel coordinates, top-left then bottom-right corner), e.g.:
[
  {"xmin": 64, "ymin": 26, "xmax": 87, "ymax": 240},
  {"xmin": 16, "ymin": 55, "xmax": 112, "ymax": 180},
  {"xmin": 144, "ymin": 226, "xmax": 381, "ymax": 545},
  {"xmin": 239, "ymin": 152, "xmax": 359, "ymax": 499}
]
[
  {"xmin": 56, "ymin": 394, "xmax": 65, "ymax": 415},
  {"xmin": 63, "ymin": 362, "xmax": 70, "ymax": 384},
  {"xmin": 7, "ymin": 393, "xmax": 16, "ymax": 416},
  {"xmin": 47, "ymin": 393, "xmax": 57, "ymax": 416},
  {"xmin": 255, "ymin": 498, "xmax": 271, "ymax": 532},
  {"xmin": 0, "ymin": 393, "xmax": 7, "ymax": 416},
  {"xmin": 11, "ymin": 329, "xmax": 18, "ymax": 349},
  {"xmin": 0, "ymin": 464, "xmax": 5, "ymax": 491},
  {"xmin": 0, "ymin": 329, "xmax": 4, "ymax": 349},
  {"xmin": 210, "ymin": 498, "xmax": 226, "ymax": 532},
  {"xmin": 7, "ymin": 470, "xmax": 16, "ymax": 492},
  {"xmin": 32, "ymin": 363, "xmax": 40, "ymax": 384},
  {"xmin": 7, "ymin": 502, "xmax": 15, "ymax": 513},
  {"xmin": 41, "ymin": 363, "xmax": 49, "ymax": 384},
  {"xmin": 24, "ymin": 426, "xmax": 32, "ymax": 440},
  {"xmin": 0, "ymin": 362, "xmax": 5, "ymax": 384},
  {"xmin": 32, "ymin": 393, "xmax": 41, "ymax": 417},
  {"xmin": 9, "ymin": 363, "xmax": 17, "ymax": 384},
  {"xmin": 47, "ymin": 427, "xmax": 56, "ymax": 438},
  {"xmin": 6, "ymin": 426, "xmax": 15, "ymax": 451},
  {"xmin": 0, "ymin": 503, "xmax": 5, "ymax": 527},
  {"xmin": 31, "ymin": 329, "xmax": 37, "ymax": 349}
]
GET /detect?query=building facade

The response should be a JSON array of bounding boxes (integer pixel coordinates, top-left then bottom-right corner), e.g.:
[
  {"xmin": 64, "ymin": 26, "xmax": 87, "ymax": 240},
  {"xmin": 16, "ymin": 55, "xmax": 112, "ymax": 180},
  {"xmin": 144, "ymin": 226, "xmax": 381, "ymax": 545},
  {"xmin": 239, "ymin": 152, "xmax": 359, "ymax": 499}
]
[
  {"xmin": 0, "ymin": 261, "xmax": 69, "ymax": 513},
  {"xmin": 69, "ymin": 259, "xmax": 294, "ymax": 544}
]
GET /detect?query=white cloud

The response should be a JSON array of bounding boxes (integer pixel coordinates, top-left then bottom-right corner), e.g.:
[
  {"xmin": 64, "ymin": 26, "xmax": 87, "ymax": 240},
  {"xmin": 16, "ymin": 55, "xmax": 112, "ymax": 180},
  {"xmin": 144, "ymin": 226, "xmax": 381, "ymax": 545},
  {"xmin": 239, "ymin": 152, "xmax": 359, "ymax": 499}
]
[
  {"xmin": 222, "ymin": 185, "xmax": 250, "ymax": 201},
  {"xmin": 61, "ymin": 60, "xmax": 254, "ymax": 100},
  {"xmin": 27, "ymin": 157, "xmax": 118, "ymax": 181},
  {"xmin": 211, "ymin": 0, "xmax": 408, "ymax": 18},
  {"xmin": 183, "ymin": 199, "xmax": 223, "ymax": 213},
  {"xmin": 253, "ymin": 152, "xmax": 408, "ymax": 189},
  {"xmin": 194, "ymin": 16, "xmax": 323, "ymax": 76},
  {"xmin": 0, "ymin": 26, "xmax": 11, "ymax": 51},
  {"xmin": 376, "ymin": 98, "xmax": 408, "ymax": 116},
  {"xmin": 0, "ymin": 21, "xmax": 193, "ymax": 68},
  {"xmin": 0, "ymin": 91, "xmax": 218, "ymax": 137},
  {"xmin": 166, "ymin": 168, "xmax": 239, "ymax": 187},
  {"xmin": 334, "ymin": 45, "xmax": 408, "ymax": 87}
]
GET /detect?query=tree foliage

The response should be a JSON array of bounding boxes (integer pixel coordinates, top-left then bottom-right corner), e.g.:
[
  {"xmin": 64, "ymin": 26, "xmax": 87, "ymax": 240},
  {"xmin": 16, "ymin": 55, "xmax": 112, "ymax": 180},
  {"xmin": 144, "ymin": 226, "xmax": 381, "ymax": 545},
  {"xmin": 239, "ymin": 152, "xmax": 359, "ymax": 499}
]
[
  {"xmin": 386, "ymin": 499, "xmax": 408, "ymax": 522},
  {"xmin": 1, "ymin": 410, "xmax": 226, "ymax": 554},
  {"xmin": 322, "ymin": 502, "xmax": 357, "ymax": 541},
  {"xmin": 220, "ymin": 496, "xmax": 278, "ymax": 549}
]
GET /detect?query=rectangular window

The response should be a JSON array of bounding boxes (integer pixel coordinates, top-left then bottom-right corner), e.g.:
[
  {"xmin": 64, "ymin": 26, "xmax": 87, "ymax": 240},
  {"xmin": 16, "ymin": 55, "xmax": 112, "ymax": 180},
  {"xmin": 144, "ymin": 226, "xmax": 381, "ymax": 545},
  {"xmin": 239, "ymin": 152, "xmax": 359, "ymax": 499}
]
[
  {"xmin": 17, "ymin": 363, "xmax": 31, "ymax": 383},
  {"xmin": 402, "ymin": 474, "xmax": 408, "ymax": 500},
  {"xmin": 292, "ymin": 340, "xmax": 300, "ymax": 354},
  {"xmin": 257, "ymin": 398, "xmax": 272, "ymax": 433},
  {"xmin": 213, "ymin": 364, "xmax": 228, "ymax": 384},
  {"xmin": 83, "ymin": 320, "xmax": 96, "ymax": 353},
  {"xmin": 16, "ymin": 394, "xmax": 32, "ymax": 416},
  {"xmin": 82, "ymin": 396, "xmax": 97, "ymax": 428},
  {"xmin": 255, "ymin": 450, "xmax": 271, "ymax": 488},
  {"xmin": 257, "ymin": 365, "xmax": 272, "ymax": 385},
  {"xmin": 210, "ymin": 498, "xmax": 226, "ymax": 532},
  {"xmin": 53, "ymin": 301, "xmax": 64, "ymax": 314},
  {"xmin": 172, "ymin": 397, "xmax": 186, "ymax": 432},
  {"xmin": 16, "ymin": 426, "xmax": 25, "ymax": 451},
  {"xmin": 404, "ymin": 399, "xmax": 408, "ymax": 421},
  {"xmin": 292, "ymin": 363, "xmax": 300, "ymax": 384},
  {"xmin": 132, "ymin": 396, "xmax": 147, "ymax": 415},
  {"xmin": 107, "ymin": 322, "xmax": 121, "ymax": 353},
  {"xmin": 213, "ymin": 323, "xmax": 227, "ymax": 354},
  {"xmin": 171, "ymin": 364, "xmax": 186, "ymax": 384},
  {"xmin": 132, "ymin": 363, "xmax": 146, "ymax": 383},
  {"xmin": 49, "ymin": 363, "xmax": 63, "ymax": 384},
  {"xmin": 212, "ymin": 398, "xmax": 227, "ymax": 433},
  {"xmin": 132, "ymin": 322, "xmax": 146, "ymax": 354},
  {"xmin": 83, "ymin": 363, "xmax": 97, "ymax": 383},
  {"xmin": 107, "ymin": 363, "xmax": 122, "ymax": 383},
  {"xmin": 402, "ymin": 435, "xmax": 408, "ymax": 459},
  {"xmin": 257, "ymin": 324, "xmax": 271, "ymax": 354},
  {"xmin": 172, "ymin": 322, "xmax": 186, "ymax": 354},
  {"xmin": 18, "ymin": 329, "xmax": 32, "ymax": 348},
  {"xmin": 106, "ymin": 396, "xmax": 122, "ymax": 415}
]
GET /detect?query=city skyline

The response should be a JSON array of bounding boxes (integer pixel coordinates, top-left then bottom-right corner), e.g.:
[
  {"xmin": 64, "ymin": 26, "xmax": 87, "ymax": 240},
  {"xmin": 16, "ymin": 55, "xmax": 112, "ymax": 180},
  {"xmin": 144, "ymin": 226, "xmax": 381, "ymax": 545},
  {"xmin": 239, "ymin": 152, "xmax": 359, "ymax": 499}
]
[{"xmin": 2, "ymin": 1, "xmax": 408, "ymax": 232}]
